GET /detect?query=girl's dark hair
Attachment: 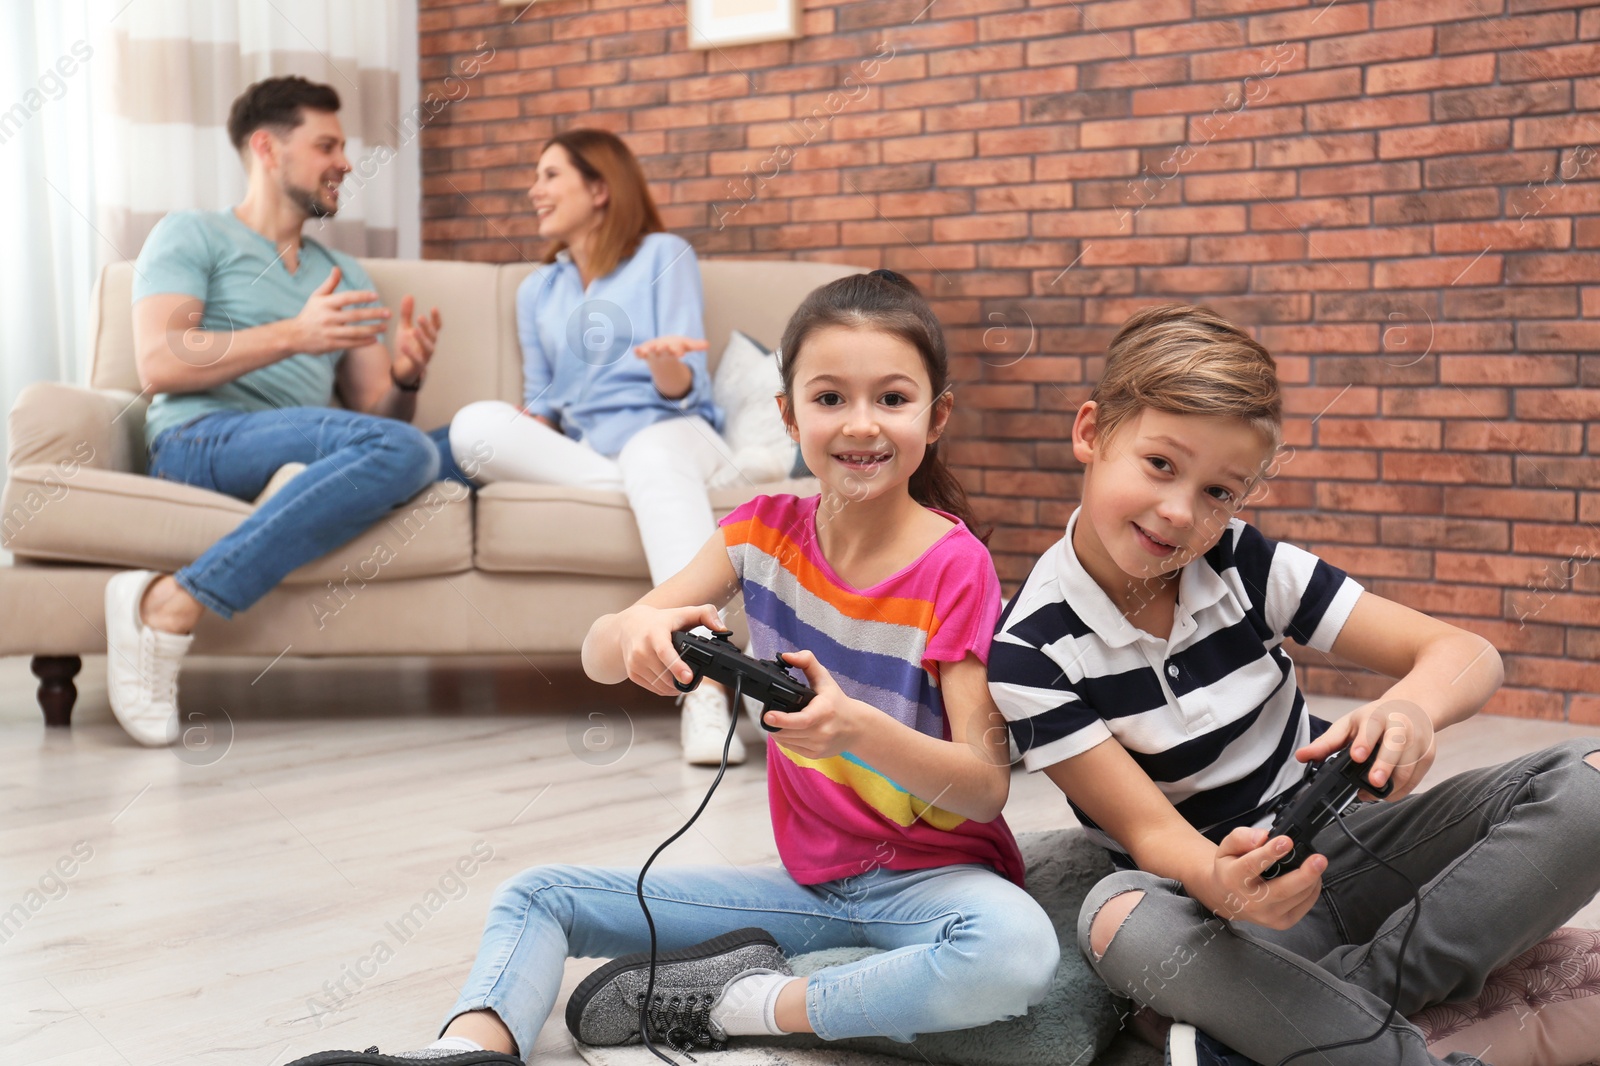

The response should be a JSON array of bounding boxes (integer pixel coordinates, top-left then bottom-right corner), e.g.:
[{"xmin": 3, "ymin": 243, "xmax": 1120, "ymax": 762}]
[{"xmin": 778, "ymin": 269, "xmax": 984, "ymax": 541}]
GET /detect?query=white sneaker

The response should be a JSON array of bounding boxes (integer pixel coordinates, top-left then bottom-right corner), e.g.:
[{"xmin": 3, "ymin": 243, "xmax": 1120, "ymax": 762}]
[
  {"xmin": 105, "ymin": 570, "xmax": 193, "ymax": 747},
  {"xmin": 680, "ymin": 685, "xmax": 746, "ymax": 766},
  {"xmin": 254, "ymin": 462, "xmax": 306, "ymax": 504}
]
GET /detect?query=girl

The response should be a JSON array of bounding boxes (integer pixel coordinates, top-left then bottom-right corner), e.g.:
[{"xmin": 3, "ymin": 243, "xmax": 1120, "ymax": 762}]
[
  {"xmin": 447, "ymin": 129, "xmax": 745, "ymax": 766},
  {"xmin": 294, "ymin": 270, "xmax": 1059, "ymax": 1065}
]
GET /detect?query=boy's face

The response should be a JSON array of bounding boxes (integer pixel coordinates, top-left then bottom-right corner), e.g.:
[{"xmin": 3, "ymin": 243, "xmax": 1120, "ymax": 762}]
[{"xmin": 1072, "ymin": 404, "xmax": 1274, "ymax": 592}]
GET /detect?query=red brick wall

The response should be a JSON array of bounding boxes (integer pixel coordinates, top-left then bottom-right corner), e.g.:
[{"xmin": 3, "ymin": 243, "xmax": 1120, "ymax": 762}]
[{"xmin": 419, "ymin": 0, "xmax": 1600, "ymax": 721}]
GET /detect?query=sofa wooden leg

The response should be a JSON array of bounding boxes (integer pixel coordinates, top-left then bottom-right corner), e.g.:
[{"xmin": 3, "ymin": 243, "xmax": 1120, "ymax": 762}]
[{"xmin": 32, "ymin": 655, "xmax": 82, "ymax": 728}]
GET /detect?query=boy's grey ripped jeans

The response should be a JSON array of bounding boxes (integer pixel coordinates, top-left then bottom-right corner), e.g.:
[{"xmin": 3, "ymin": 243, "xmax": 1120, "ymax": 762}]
[{"xmin": 1077, "ymin": 739, "xmax": 1600, "ymax": 1066}]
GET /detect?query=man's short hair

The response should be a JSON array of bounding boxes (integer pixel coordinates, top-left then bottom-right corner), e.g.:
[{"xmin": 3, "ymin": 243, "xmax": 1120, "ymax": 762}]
[{"xmin": 226, "ymin": 76, "xmax": 340, "ymax": 152}]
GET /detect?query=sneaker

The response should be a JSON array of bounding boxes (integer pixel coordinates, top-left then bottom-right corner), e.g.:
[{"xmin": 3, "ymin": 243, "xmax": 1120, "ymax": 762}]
[
  {"xmin": 105, "ymin": 570, "xmax": 193, "ymax": 747},
  {"xmin": 680, "ymin": 684, "xmax": 746, "ymax": 766},
  {"xmin": 285, "ymin": 1047, "xmax": 520, "ymax": 1066},
  {"xmin": 255, "ymin": 461, "xmax": 307, "ymax": 504},
  {"xmin": 1165, "ymin": 1022, "xmax": 1261, "ymax": 1066},
  {"xmin": 565, "ymin": 927, "xmax": 791, "ymax": 1051}
]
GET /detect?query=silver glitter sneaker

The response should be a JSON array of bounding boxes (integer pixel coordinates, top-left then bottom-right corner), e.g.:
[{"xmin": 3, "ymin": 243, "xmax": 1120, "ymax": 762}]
[
  {"xmin": 284, "ymin": 1048, "xmax": 521, "ymax": 1066},
  {"xmin": 565, "ymin": 927, "xmax": 792, "ymax": 1051}
]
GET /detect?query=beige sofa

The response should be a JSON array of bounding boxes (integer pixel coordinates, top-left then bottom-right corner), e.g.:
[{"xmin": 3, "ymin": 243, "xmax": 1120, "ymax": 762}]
[{"xmin": 3, "ymin": 256, "xmax": 857, "ymax": 726}]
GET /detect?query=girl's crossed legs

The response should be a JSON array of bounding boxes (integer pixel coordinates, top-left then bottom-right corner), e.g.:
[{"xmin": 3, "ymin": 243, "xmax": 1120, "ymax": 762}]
[{"xmin": 444, "ymin": 861, "xmax": 1060, "ymax": 1058}]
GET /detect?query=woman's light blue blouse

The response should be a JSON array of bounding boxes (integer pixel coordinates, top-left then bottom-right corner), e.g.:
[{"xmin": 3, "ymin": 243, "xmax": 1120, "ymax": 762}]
[{"xmin": 515, "ymin": 231, "xmax": 724, "ymax": 458}]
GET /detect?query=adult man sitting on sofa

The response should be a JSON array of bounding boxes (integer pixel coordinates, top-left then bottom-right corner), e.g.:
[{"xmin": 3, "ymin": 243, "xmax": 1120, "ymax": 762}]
[{"xmin": 110, "ymin": 75, "xmax": 462, "ymax": 747}]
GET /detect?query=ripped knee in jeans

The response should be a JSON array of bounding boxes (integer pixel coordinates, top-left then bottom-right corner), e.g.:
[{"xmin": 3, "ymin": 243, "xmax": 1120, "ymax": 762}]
[{"xmin": 1089, "ymin": 890, "xmax": 1145, "ymax": 961}]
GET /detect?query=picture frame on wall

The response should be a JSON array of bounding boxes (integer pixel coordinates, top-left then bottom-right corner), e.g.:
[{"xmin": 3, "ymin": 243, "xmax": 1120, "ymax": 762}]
[{"xmin": 686, "ymin": 0, "xmax": 802, "ymax": 49}]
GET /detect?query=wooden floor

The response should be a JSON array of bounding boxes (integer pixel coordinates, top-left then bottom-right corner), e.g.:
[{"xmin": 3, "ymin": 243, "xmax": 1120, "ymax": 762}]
[{"xmin": 3, "ymin": 652, "xmax": 1597, "ymax": 1066}]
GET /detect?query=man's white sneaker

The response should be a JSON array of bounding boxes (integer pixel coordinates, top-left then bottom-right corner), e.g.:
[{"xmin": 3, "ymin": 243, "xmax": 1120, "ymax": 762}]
[
  {"xmin": 105, "ymin": 570, "xmax": 193, "ymax": 747},
  {"xmin": 680, "ymin": 685, "xmax": 745, "ymax": 766}
]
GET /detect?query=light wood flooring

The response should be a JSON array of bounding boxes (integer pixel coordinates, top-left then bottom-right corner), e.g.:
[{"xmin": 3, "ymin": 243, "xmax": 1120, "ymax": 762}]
[{"xmin": 3, "ymin": 653, "xmax": 1597, "ymax": 1066}]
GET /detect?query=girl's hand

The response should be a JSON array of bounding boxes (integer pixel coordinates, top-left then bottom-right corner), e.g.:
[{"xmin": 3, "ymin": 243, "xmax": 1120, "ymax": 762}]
[
  {"xmin": 1203, "ymin": 826, "xmax": 1326, "ymax": 930},
  {"xmin": 764, "ymin": 650, "xmax": 870, "ymax": 759},
  {"xmin": 612, "ymin": 603, "xmax": 725, "ymax": 696},
  {"xmin": 1295, "ymin": 698, "xmax": 1436, "ymax": 801}
]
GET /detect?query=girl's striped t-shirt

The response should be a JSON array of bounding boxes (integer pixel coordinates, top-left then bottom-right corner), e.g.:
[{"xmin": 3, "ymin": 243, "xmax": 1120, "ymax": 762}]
[{"xmin": 721, "ymin": 493, "xmax": 1026, "ymax": 888}]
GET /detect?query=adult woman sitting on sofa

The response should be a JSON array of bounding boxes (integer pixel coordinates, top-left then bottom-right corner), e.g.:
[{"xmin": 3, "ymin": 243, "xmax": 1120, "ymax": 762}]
[{"xmin": 449, "ymin": 128, "xmax": 746, "ymax": 767}]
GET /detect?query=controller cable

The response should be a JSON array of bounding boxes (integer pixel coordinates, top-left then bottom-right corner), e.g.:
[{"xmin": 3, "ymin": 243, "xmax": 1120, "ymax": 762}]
[
  {"xmin": 634, "ymin": 672, "xmax": 746, "ymax": 1064},
  {"xmin": 1271, "ymin": 803, "xmax": 1424, "ymax": 1066}
]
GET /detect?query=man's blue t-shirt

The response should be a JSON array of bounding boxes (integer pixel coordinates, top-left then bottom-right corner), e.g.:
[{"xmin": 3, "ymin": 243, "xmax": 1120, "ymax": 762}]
[{"xmin": 132, "ymin": 209, "xmax": 382, "ymax": 446}]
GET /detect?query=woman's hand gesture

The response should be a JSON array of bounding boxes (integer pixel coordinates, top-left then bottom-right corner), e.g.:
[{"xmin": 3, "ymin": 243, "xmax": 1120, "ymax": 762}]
[
  {"xmin": 634, "ymin": 335, "xmax": 706, "ymax": 401},
  {"xmin": 633, "ymin": 335, "xmax": 708, "ymax": 362}
]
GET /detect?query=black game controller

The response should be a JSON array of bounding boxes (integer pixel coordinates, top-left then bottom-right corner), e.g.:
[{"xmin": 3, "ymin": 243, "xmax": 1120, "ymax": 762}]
[
  {"xmin": 671, "ymin": 630, "xmax": 815, "ymax": 732},
  {"xmin": 1262, "ymin": 746, "xmax": 1394, "ymax": 879}
]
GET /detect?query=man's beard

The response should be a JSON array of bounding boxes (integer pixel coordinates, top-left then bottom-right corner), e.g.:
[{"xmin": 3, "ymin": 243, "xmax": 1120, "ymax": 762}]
[{"xmin": 286, "ymin": 178, "xmax": 338, "ymax": 219}]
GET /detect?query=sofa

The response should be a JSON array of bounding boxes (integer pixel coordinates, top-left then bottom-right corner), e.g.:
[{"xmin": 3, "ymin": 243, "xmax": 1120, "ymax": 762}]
[{"xmin": 3, "ymin": 255, "xmax": 858, "ymax": 726}]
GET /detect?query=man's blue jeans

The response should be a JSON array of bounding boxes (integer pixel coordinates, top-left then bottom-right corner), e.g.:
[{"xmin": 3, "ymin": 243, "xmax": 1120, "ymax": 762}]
[{"xmin": 147, "ymin": 407, "xmax": 466, "ymax": 619}]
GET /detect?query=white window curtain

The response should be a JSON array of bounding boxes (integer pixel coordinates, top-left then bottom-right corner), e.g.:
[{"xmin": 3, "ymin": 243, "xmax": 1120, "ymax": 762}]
[{"xmin": 1, "ymin": 0, "xmax": 417, "ymax": 494}]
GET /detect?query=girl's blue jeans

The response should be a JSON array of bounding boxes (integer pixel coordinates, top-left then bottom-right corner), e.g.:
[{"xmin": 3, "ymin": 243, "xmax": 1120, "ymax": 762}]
[{"xmin": 443, "ymin": 861, "xmax": 1060, "ymax": 1058}]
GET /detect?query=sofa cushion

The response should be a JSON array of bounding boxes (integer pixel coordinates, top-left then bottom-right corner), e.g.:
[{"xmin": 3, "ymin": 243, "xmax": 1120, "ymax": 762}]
[
  {"xmin": 0, "ymin": 464, "xmax": 472, "ymax": 583},
  {"xmin": 708, "ymin": 330, "xmax": 794, "ymax": 491},
  {"xmin": 475, "ymin": 477, "xmax": 820, "ymax": 576}
]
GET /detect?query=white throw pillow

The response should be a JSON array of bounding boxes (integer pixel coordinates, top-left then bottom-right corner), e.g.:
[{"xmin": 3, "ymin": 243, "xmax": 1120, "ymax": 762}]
[{"xmin": 707, "ymin": 330, "xmax": 795, "ymax": 490}]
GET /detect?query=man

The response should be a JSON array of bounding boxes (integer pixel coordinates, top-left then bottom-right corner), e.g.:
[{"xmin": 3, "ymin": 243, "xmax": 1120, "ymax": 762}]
[{"xmin": 112, "ymin": 75, "xmax": 462, "ymax": 746}]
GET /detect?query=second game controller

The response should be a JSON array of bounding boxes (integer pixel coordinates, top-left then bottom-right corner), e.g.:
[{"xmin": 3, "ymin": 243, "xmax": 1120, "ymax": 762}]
[
  {"xmin": 1261, "ymin": 745, "xmax": 1394, "ymax": 880},
  {"xmin": 671, "ymin": 630, "xmax": 815, "ymax": 732}
]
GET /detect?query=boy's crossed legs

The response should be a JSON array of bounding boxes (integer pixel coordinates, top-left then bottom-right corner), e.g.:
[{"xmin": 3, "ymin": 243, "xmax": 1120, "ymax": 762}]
[
  {"xmin": 1082, "ymin": 740, "xmax": 1600, "ymax": 1066},
  {"xmin": 443, "ymin": 861, "xmax": 1059, "ymax": 1058}
]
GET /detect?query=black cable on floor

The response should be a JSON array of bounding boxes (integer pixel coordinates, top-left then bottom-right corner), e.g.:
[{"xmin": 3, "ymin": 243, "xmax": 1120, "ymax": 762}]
[{"xmin": 635, "ymin": 672, "xmax": 745, "ymax": 1065}]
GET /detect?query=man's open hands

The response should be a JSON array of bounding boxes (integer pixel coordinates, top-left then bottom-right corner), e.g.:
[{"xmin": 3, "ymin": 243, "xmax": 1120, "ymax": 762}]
[
  {"xmin": 392, "ymin": 294, "xmax": 443, "ymax": 387},
  {"xmin": 291, "ymin": 266, "xmax": 388, "ymax": 354}
]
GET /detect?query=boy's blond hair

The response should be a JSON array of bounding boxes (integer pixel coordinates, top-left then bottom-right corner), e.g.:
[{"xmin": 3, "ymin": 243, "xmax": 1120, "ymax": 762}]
[{"xmin": 1091, "ymin": 304, "xmax": 1283, "ymax": 459}]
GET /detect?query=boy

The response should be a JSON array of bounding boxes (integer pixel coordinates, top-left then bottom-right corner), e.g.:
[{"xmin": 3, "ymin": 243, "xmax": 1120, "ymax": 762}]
[{"xmin": 988, "ymin": 305, "xmax": 1600, "ymax": 1065}]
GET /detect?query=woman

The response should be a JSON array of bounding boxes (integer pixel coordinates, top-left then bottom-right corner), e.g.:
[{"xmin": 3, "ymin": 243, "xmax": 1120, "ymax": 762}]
[{"xmin": 449, "ymin": 129, "xmax": 747, "ymax": 766}]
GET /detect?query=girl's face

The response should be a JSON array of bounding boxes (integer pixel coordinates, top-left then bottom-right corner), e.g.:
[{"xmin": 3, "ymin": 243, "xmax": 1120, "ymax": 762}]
[
  {"xmin": 1072, "ymin": 404, "xmax": 1273, "ymax": 588},
  {"xmin": 528, "ymin": 144, "xmax": 607, "ymax": 244},
  {"xmin": 779, "ymin": 325, "xmax": 950, "ymax": 505}
]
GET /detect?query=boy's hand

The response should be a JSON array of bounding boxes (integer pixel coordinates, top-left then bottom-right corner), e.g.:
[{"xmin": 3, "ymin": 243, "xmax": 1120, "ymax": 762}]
[
  {"xmin": 1205, "ymin": 826, "xmax": 1326, "ymax": 930},
  {"xmin": 613, "ymin": 603, "xmax": 724, "ymax": 696},
  {"xmin": 1296, "ymin": 698, "xmax": 1436, "ymax": 801},
  {"xmin": 765, "ymin": 650, "xmax": 868, "ymax": 759}
]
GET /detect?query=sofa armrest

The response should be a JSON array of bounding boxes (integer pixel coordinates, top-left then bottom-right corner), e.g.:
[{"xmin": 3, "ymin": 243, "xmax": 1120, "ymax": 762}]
[{"xmin": 8, "ymin": 381, "xmax": 146, "ymax": 476}]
